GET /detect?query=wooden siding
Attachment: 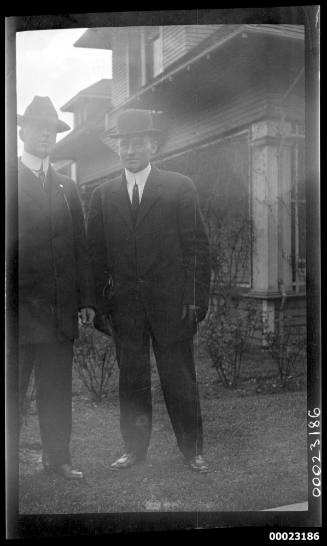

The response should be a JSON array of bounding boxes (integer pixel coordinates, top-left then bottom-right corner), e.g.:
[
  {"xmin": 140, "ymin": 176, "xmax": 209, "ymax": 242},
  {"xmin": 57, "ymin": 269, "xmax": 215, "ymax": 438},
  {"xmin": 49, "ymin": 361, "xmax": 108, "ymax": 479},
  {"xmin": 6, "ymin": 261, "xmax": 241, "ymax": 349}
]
[
  {"xmin": 111, "ymin": 25, "xmax": 220, "ymax": 105},
  {"xmin": 159, "ymin": 85, "xmax": 268, "ymax": 157},
  {"xmin": 158, "ymin": 73, "xmax": 304, "ymax": 156},
  {"xmin": 92, "ymin": 24, "xmax": 303, "ymax": 110},
  {"xmin": 143, "ymin": 25, "xmax": 221, "ymax": 74},
  {"xmin": 274, "ymin": 296, "xmax": 307, "ymax": 331},
  {"xmin": 112, "ymin": 28, "xmax": 129, "ymax": 107},
  {"xmin": 162, "ymin": 26, "xmax": 187, "ymax": 71},
  {"xmin": 104, "ymin": 85, "xmax": 267, "ymax": 152},
  {"xmin": 162, "ymin": 25, "xmax": 218, "ymax": 71},
  {"xmin": 101, "ymin": 83, "xmax": 304, "ymax": 181},
  {"xmin": 237, "ymin": 295, "xmax": 307, "ymax": 346},
  {"xmin": 184, "ymin": 25, "xmax": 221, "ymax": 50}
]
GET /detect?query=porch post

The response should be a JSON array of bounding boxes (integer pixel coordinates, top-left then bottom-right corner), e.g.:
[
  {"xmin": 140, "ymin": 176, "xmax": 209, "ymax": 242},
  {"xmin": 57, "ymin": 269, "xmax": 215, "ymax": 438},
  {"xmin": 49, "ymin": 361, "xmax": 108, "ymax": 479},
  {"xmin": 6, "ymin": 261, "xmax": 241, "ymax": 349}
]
[{"xmin": 249, "ymin": 119, "xmax": 293, "ymax": 329}]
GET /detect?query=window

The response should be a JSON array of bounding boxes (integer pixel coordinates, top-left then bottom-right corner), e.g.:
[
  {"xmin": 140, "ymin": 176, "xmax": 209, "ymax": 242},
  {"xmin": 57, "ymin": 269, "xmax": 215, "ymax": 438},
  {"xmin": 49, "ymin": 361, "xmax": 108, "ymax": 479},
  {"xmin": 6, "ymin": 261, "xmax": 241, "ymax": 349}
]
[
  {"xmin": 75, "ymin": 107, "xmax": 87, "ymax": 128},
  {"xmin": 145, "ymin": 27, "xmax": 163, "ymax": 81},
  {"xmin": 290, "ymin": 127, "xmax": 306, "ymax": 293}
]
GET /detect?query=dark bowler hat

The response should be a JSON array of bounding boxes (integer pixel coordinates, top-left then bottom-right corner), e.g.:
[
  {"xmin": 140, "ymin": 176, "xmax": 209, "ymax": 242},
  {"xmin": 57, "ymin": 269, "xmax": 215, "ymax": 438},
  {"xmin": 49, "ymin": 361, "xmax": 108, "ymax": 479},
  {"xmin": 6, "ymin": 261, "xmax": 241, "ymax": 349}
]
[
  {"xmin": 110, "ymin": 108, "xmax": 161, "ymax": 138},
  {"xmin": 17, "ymin": 96, "xmax": 70, "ymax": 133}
]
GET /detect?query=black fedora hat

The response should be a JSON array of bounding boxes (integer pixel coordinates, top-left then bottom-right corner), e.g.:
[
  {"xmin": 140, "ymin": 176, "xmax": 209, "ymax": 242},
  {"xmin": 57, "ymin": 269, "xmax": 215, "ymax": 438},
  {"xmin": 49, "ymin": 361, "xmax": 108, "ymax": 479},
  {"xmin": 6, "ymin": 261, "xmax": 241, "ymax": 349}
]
[
  {"xmin": 17, "ymin": 96, "xmax": 70, "ymax": 133},
  {"xmin": 109, "ymin": 108, "xmax": 161, "ymax": 138}
]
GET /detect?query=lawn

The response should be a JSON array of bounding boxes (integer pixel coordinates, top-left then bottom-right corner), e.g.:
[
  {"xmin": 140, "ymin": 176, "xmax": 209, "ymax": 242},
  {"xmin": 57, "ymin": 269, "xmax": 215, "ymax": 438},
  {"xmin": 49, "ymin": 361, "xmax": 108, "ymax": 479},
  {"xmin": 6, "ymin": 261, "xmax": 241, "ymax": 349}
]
[{"xmin": 19, "ymin": 345, "xmax": 308, "ymax": 514}]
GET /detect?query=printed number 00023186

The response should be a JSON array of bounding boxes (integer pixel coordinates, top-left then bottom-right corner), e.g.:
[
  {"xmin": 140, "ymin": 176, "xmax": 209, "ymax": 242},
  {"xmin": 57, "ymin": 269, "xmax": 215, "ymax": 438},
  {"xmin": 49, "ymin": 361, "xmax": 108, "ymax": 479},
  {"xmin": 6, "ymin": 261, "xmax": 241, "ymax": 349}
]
[
  {"xmin": 308, "ymin": 408, "xmax": 321, "ymax": 498},
  {"xmin": 269, "ymin": 531, "xmax": 320, "ymax": 541}
]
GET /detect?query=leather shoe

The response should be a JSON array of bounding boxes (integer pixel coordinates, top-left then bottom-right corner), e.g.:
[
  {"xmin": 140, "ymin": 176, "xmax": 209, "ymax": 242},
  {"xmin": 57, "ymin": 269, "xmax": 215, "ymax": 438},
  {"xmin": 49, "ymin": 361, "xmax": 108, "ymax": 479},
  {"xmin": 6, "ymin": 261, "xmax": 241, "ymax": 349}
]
[
  {"xmin": 186, "ymin": 455, "xmax": 209, "ymax": 473},
  {"xmin": 110, "ymin": 452, "xmax": 145, "ymax": 470},
  {"xmin": 44, "ymin": 463, "xmax": 84, "ymax": 480}
]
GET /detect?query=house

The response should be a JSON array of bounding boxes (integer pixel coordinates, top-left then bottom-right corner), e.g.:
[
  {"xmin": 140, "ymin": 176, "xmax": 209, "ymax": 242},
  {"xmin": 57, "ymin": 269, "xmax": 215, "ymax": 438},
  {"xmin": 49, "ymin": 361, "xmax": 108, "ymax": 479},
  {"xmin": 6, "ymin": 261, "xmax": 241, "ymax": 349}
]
[
  {"xmin": 51, "ymin": 78, "xmax": 114, "ymax": 210},
  {"xmin": 53, "ymin": 24, "xmax": 306, "ymax": 334}
]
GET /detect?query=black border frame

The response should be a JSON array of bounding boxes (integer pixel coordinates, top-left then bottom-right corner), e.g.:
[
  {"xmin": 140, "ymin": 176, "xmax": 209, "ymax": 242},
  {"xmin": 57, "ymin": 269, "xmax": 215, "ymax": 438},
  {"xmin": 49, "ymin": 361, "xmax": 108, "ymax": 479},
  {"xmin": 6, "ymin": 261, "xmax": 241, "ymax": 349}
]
[{"xmin": 5, "ymin": 5, "xmax": 321, "ymax": 539}]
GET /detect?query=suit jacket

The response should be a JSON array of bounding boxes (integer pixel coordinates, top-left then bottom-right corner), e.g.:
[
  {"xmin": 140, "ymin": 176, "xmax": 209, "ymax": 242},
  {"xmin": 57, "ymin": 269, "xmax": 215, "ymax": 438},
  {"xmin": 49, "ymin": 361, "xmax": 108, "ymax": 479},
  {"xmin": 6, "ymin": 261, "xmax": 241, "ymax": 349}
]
[
  {"xmin": 18, "ymin": 160, "xmax": 95, "ymax": 344},
  {"xmin": 87, "ymin": 165, "xmax": 210, "ymax": 347}
]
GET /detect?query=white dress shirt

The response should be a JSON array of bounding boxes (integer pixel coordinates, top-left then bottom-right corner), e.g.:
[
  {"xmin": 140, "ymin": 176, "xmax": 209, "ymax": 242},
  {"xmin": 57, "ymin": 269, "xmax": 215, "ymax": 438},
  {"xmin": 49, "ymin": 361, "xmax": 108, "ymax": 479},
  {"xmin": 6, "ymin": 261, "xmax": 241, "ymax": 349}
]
[
  {"xmin": 21, "ymin": 150, "xmax": 50, "ymax": 178},
  {"xmin": 125, "ymin": 163, "xmax": 151, "ymax": 203}
]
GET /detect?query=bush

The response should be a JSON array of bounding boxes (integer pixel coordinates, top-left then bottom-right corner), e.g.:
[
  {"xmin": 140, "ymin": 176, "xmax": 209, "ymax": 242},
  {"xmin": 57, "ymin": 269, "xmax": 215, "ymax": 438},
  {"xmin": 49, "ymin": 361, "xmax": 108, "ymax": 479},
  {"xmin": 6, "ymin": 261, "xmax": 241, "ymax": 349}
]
[
  {"xmin": 73, "ymin": 322, "xmax": 117, "ymax": 402},
  {"xmin": 201, "ymin": 195, "xmax": 258, "ymax": 389},
  {"xmin": 263, "ymin": 318, "xmax": 307, "ymax": 388},
  {"xmin": 203, "ymin": 294, "xmax": 263, "ymax": 388}
]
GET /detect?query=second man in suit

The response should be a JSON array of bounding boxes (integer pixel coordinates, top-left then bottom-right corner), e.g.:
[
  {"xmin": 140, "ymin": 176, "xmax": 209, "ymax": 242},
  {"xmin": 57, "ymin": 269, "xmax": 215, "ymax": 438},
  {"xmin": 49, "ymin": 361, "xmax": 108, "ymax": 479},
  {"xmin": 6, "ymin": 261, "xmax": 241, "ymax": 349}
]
[
  {"xmin": 18, "ymin": 96, "xmax": 95, "ymax": 479},
  {"xmin": 87, "ymin": 109, "xmax": 210, "ymax": 472}
]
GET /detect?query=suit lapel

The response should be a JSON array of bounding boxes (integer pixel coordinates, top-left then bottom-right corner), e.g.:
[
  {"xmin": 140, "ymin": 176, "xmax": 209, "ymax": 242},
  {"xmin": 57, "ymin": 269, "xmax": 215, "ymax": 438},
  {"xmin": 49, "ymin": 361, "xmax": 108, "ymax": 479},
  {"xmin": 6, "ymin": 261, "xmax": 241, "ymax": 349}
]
[
  {"xmin": 18, "ymin": 159, "xmax": 43, "ymax": 201},
  {"xmin": 111, "ymin": 173, "xmax": 134, "ymax": 231},
  {"xmin": 110, "ymin": 167, "xmax": 163, "ymax": 230},
  {"xmin": 48, "ymin": 166, "xmax": 67, "ymax": 202},
  {"xmin": 136, "ymin": 166, "xmax": 162, "ymax": 228},
  {"xmin": 47, "ymin": 167, "xmax": 75, "ymax": 234},
  {"xmin": 18, "ymin": 160, "xmax": 60, "ymax": 198}
]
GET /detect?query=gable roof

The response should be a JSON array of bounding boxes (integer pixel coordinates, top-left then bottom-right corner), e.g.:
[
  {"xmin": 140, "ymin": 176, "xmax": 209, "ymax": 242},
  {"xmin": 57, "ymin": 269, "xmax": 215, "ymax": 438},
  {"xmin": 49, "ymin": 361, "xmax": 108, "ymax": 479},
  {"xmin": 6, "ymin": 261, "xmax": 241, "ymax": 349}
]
[
  {"xmin": 74, "ymin": 27, "xmax": 112, "ymax": 49},
  {"xmin": 61, "ymin": 79, "xmax": 112, "ymax": 112}
]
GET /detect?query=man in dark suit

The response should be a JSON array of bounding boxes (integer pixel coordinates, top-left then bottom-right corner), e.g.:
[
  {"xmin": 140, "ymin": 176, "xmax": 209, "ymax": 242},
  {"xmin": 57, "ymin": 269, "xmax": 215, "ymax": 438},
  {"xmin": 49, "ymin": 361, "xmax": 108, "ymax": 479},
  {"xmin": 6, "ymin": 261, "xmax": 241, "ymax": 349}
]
[
  {"xmin": 18, "ymin": 96, "xmax": 95, "ymax": 479},
  {"xmin": 87, "ymin": 109, "xmax": 210, "ymax": 472}
]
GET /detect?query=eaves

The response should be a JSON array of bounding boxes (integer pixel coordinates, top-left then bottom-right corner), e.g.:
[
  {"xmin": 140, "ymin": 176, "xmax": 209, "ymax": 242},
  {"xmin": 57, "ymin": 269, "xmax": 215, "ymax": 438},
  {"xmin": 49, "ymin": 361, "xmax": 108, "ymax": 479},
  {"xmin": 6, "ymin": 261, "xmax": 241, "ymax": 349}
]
[{"xmin": 105, "ymin": 23, "xmax": 304, "ymax": 121}]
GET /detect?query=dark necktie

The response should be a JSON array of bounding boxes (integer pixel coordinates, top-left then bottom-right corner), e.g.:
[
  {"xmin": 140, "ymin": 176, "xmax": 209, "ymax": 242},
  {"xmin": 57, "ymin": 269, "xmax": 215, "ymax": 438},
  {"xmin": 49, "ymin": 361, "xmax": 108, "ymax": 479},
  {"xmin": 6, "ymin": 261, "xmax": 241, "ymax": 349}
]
[
  {"xmin": 38, "ymin": 162, "xmax": 46, "ymax": 189},
  {"xmin": 131, "ymin": 181, "xmax": 139, "ymax": 223}
]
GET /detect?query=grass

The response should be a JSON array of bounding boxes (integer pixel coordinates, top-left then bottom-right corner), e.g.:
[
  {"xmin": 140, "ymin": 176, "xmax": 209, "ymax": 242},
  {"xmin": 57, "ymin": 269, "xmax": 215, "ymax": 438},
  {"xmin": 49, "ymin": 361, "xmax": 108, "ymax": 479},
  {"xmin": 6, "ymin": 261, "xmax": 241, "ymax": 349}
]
[{"xmin": 19, "ymin": 345, "xmax": 307, "ymax": 514}]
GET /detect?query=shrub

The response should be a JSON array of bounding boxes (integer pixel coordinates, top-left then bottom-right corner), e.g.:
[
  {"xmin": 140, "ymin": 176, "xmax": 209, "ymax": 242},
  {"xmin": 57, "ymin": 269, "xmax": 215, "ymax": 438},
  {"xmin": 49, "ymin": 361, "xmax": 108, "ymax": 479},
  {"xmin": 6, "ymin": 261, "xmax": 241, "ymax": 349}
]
[
  {"xmin": 202, "ymin": 198, "xmax": 257, "ymax": 388},
  {"xmin": 203, "ymin": 294, "xmax": 263, "ymax": 388},
  {"xmin": 263, "ymin": 318, "xmax": 307, "ymax": 388}
]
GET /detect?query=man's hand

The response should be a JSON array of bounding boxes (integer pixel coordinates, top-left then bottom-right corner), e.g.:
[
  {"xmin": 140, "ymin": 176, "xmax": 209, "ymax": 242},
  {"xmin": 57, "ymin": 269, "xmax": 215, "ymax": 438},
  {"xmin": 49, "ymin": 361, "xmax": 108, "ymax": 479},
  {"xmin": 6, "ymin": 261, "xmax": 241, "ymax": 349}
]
[
  {"xmin": 181, "ymin": 304, "xmax": 206, "ymax": 325},
  {"xmin": 79, "ymin": 307, "xmax": 96, "ymax": 325}
]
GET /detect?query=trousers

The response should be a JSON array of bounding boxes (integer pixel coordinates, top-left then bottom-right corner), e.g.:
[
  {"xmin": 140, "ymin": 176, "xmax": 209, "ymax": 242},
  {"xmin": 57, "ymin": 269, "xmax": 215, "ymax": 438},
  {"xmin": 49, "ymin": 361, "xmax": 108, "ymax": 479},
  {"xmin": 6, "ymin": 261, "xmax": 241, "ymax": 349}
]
[
  {"xmin": 117, "ymin": 319, "xmax": 203, "ymax": 459},
  {"xmin": 19, "ymin": 342, "xmax": 73, "ymax": 466}
]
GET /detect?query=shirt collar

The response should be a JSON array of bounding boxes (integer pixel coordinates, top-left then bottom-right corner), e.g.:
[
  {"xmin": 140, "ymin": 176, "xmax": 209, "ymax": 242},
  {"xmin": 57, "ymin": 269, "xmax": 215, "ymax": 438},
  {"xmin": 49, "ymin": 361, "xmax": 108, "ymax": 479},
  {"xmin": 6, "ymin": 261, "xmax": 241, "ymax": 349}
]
[
  {"xmin": 125, "ymin": 163, "xmax": 151, "ymax": 187},
  {"xmin": 21, "ymin": 151, "xmax": 50, "ymax": 174}
]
